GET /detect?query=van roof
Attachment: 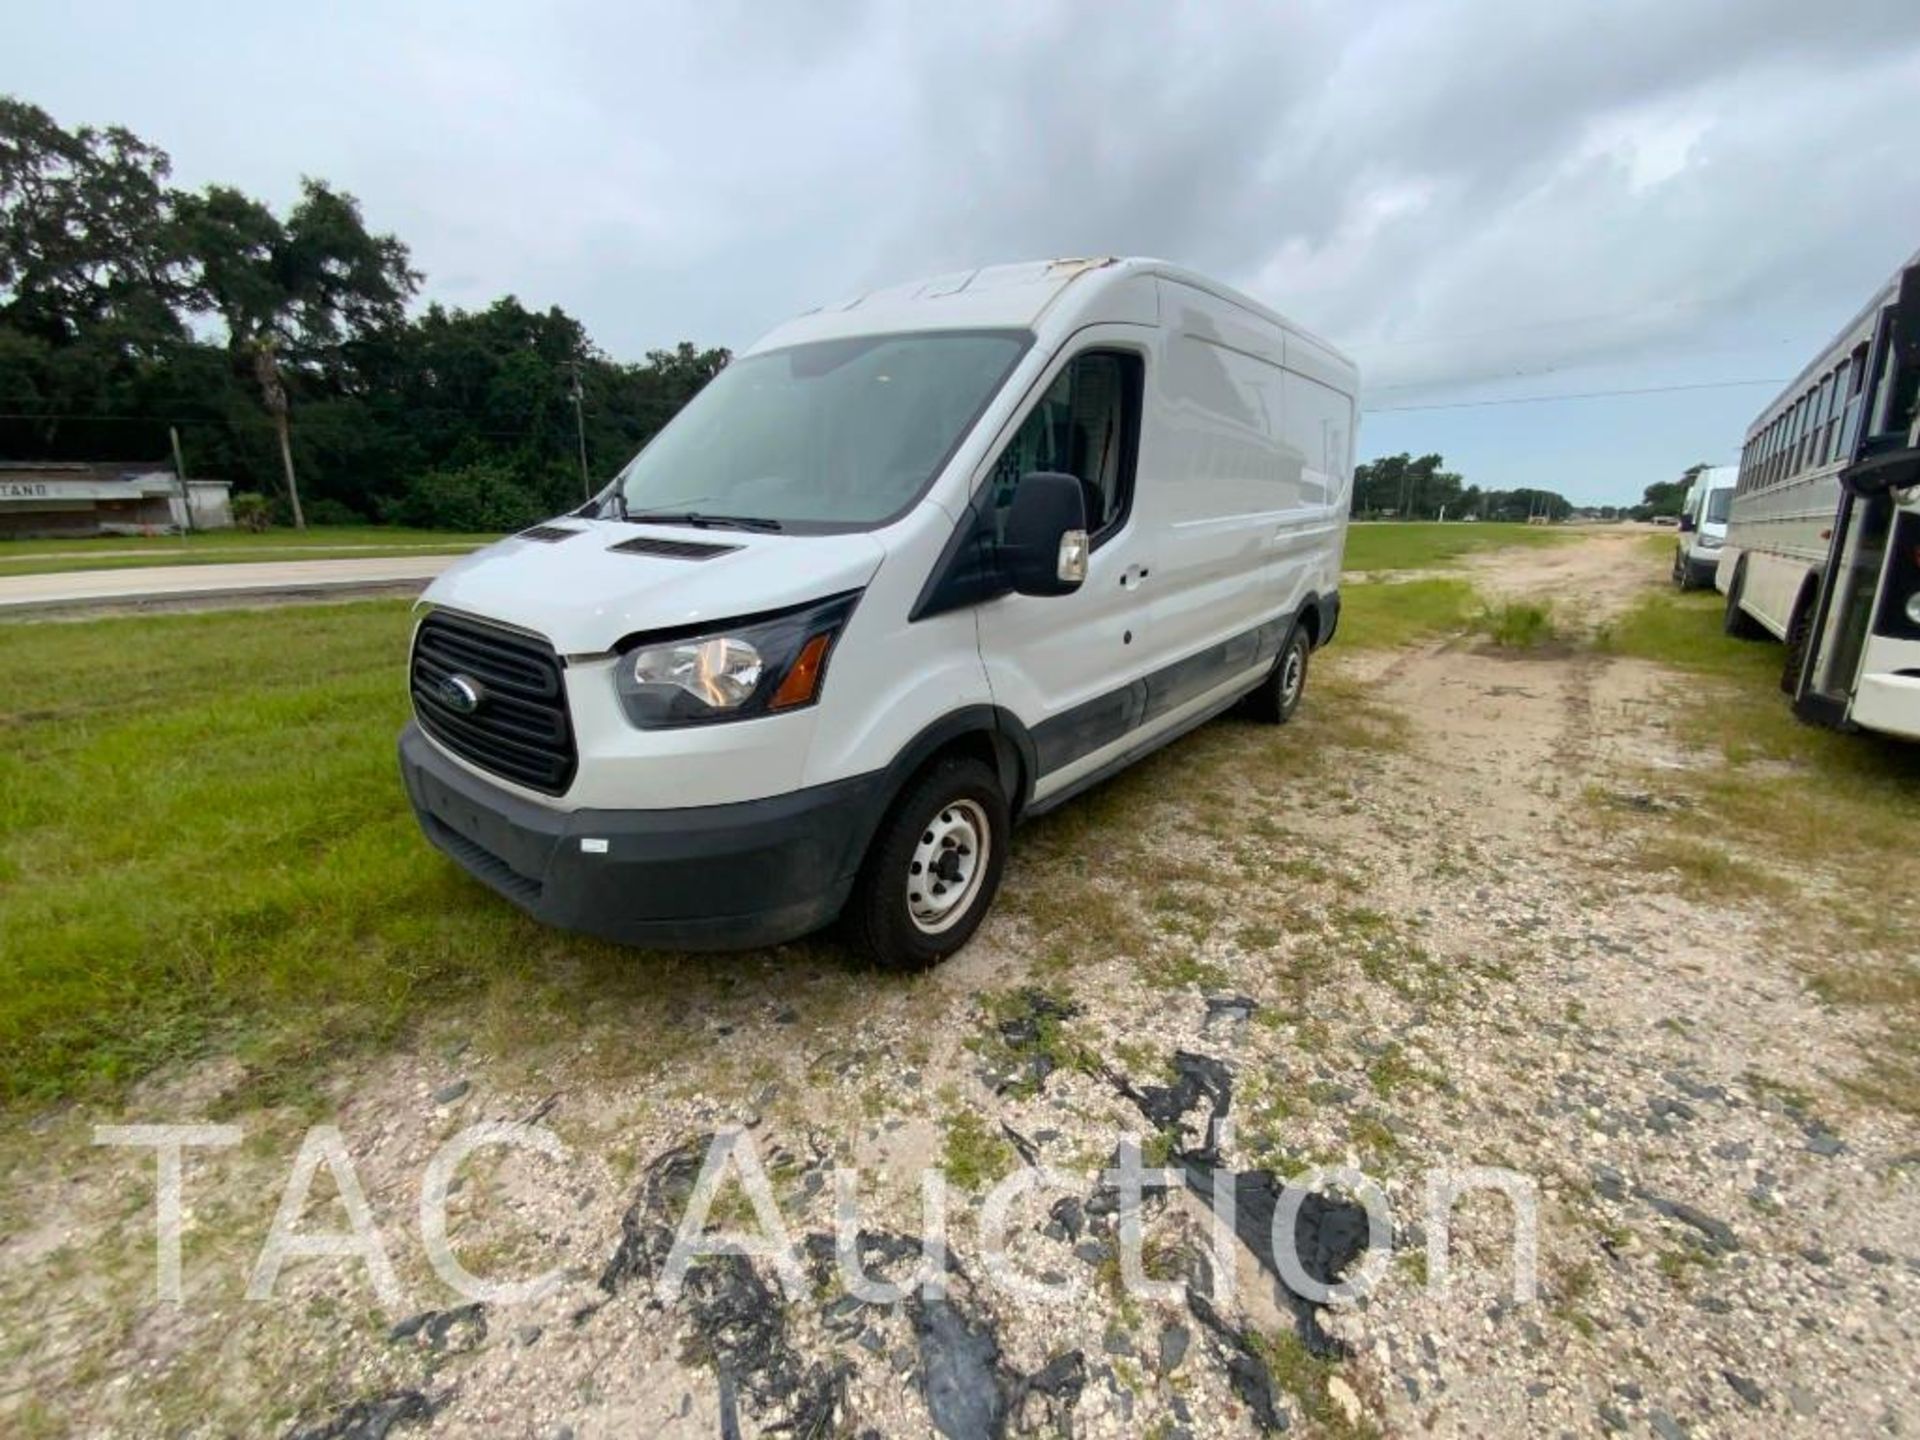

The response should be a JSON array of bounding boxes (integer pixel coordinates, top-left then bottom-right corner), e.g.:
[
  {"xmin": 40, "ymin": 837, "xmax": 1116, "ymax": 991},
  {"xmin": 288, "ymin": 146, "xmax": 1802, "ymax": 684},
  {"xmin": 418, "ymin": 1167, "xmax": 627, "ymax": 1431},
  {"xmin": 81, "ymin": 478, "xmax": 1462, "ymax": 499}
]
[{"xmin": 747, "ymin": 256, "xmax": 1353, "ymax": 367}]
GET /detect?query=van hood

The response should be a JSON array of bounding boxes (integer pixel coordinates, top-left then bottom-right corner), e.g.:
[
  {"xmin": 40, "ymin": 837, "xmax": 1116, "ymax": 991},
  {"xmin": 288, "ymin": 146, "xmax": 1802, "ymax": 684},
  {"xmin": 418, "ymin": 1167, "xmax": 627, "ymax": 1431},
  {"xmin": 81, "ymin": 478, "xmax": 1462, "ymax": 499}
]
[{"xmin": 420, "ymin": 519, "xmax": 889, "ymax": 655}]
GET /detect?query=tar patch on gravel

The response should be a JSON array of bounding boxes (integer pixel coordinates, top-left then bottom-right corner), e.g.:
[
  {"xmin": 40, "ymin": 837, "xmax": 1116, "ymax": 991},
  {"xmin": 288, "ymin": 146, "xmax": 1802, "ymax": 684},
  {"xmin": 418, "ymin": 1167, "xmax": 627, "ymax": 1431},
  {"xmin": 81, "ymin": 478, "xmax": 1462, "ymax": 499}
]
[
  {"xmin": 1106, "ymin": 1042, "xmax": 1377, "ymax": 1356},
  {"xmin": 680, "ymin": 1255, "xmax": 847, "ymax": 1436},
  {"xmin": 282, "ymin": 1390, "xmax": 442, "ymax": 1440}
]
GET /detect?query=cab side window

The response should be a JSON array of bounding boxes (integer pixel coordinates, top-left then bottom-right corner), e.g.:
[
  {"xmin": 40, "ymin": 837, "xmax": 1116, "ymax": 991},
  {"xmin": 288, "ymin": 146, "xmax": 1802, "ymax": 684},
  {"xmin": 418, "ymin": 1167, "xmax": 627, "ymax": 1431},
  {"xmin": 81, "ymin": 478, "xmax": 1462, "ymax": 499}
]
[{"xmin": 988, "ymin": 351, "xmax": 1141, "ymax": 543}]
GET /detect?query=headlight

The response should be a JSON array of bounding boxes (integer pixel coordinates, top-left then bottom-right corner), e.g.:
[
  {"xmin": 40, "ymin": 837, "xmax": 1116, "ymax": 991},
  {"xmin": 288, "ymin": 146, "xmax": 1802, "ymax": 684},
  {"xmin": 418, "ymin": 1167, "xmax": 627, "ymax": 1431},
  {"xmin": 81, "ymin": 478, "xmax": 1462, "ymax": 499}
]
[
  {"xmin": 1907, "ymin": 591, "xmax": 1920, "ymax": 627},
  {"xmin": 1699, "ymin": 534, "xmax": 1723, "ymax": 549},
  {"xmin": 614, "ymin": 591, "xmax": 860, "ymax": 727},
  {"xmin": 631, "ymin": 636, "xmax": 763, "ymax": 708}
]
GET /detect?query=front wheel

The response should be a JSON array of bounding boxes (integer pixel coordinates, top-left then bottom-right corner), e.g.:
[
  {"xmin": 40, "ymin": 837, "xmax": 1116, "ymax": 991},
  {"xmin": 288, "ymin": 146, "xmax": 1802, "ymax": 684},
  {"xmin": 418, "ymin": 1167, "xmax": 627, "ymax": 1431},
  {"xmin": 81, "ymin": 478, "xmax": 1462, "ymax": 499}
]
[
  {"xmin": 843, "ymin": 755, "xmax": 1009, "ymax": 969},
  {"xmin": 1781, "ymin": 593, "xmax": 1816, "ymax": 695}
]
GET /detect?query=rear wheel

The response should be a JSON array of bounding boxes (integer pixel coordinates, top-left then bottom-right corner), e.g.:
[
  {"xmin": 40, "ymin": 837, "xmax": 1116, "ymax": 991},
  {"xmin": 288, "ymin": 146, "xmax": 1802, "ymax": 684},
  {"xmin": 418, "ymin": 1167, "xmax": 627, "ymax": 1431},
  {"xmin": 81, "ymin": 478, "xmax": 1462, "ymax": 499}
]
[
  {"xmin": 843, "ymin": 755, "xmax": 1009, "ymax": 969},
  {"xmin": 1723, "ymin": 562, "xmax": 1766, "ymax": 639},
  {"xmin": 1244, "ymin": 623, "xmax": 1311, "ymax": 725},
  {"xmin": 1780, "ymin": 589, "xmax": 1817, "ymax": 695}
]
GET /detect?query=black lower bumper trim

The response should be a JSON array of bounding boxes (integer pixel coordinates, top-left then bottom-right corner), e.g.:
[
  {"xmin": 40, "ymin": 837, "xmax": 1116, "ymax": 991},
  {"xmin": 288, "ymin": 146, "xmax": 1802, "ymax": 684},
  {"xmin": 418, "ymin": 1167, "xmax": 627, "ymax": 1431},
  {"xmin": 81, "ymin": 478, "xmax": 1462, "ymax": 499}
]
[{"xmin": 398, "ymin": 721, "xmax": 885, "ymax": 951}]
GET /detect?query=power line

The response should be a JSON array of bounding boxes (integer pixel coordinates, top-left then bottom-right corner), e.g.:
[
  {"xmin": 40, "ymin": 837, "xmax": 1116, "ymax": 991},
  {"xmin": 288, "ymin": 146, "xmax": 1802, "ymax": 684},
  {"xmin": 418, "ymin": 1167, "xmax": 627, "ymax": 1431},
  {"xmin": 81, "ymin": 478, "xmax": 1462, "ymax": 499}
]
[
  {"xmin": 1362, "ymin": 377, "xmax": 1787, "ymax": 415},
  {"xmin": 1353, "ymin": 296, "xmax": 1709, "ymax": 349},
  {"xmin": 0, "ymin": 410, "xmax": 580, "ymax": 440},
  {"xmin": 1364, "ymin": 336, "xmax": 1807, "ymax": 392}
]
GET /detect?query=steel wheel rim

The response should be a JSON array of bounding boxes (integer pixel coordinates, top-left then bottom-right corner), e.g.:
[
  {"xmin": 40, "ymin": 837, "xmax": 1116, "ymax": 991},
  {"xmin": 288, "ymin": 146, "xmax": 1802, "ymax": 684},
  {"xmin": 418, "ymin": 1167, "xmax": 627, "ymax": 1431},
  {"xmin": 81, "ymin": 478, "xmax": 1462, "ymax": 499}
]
[
  {"xmin": 907, "ymin": 798, "xmax": 990, "ymax": 934},
  {"xmin": 1280, "ymin": 645, "xmax": 1305, "ymax": 710}
]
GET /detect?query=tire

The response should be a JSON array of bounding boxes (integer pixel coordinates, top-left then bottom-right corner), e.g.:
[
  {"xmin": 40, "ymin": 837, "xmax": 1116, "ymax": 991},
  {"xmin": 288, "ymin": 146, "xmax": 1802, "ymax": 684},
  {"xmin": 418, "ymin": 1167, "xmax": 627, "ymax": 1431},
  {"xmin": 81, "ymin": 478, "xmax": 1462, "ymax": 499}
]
[
  {"xmin": 1243, "ymin": 623, "xmax": 1311, "ymax": 725},
  {"xmin": 1780, "ymin": 590, "xmax": 1816, "ymax": 695},
  {"xmin": 843, "ymin": 755, "xmax": 1009, "ymax": 969},
  {"xmin": 1722, "ymin": 563, "xmax": 1766, "ymax": 640},
  {"xmin": 1671, "ymin": 551, "xmax": 1688, "ymax": 589}
]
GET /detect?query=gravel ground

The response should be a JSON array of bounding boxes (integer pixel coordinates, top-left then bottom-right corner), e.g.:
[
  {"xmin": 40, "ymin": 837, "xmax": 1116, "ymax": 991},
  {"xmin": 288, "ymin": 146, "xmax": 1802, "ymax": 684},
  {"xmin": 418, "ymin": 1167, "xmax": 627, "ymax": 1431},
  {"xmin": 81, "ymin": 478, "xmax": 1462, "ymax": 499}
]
[{"xmin": 3, "ymin": 530, "xmax": 1916, "ymax": 1439}]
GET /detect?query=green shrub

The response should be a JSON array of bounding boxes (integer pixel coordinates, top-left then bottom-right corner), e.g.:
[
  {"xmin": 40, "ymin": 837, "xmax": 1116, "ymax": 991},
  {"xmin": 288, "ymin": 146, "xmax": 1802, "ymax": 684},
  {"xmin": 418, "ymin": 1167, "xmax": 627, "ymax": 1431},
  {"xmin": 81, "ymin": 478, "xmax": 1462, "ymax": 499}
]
[
  {"xmin": 384, "ymin": 461, "xmax": 548, "ymax": 532},
  {"xmin": 1478, "ymin": 600, "xmax": 1557, "ymax": 648},
  {"xmin": 229, "ymin": 492, "xmax": 272, "ymax": 533},
  {"xmin": 300, "ymin": 497, "xmax": 365, "ymax": 527}
]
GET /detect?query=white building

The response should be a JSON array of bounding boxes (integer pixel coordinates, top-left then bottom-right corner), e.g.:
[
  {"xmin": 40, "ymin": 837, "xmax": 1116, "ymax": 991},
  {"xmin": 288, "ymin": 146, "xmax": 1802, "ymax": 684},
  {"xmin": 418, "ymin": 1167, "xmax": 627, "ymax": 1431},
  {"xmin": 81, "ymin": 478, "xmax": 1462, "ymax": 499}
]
[{"xmin": 0, "ymin": 462, "xmax": 234, "ymax": 539}]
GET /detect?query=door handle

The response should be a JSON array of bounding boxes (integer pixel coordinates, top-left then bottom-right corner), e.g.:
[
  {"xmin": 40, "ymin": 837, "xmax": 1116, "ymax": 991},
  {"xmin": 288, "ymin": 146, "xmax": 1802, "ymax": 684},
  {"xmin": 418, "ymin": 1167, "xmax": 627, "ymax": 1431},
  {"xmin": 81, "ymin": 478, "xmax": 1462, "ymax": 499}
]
[{"xmin": 1120, "ymin": 563, "xmax": 1152, "ymax": 589}]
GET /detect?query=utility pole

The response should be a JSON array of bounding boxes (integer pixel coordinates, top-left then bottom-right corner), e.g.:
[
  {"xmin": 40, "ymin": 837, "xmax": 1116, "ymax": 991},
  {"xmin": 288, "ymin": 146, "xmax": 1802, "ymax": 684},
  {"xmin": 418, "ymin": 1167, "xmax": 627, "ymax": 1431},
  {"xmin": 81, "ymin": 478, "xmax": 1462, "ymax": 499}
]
[
  {"xmin": 570, "ymin": 361, "xmax": 591, "ymax": 501},
  {"xmin": 169, "ymin": 425, "xmax": 194, "ymax": 537}
]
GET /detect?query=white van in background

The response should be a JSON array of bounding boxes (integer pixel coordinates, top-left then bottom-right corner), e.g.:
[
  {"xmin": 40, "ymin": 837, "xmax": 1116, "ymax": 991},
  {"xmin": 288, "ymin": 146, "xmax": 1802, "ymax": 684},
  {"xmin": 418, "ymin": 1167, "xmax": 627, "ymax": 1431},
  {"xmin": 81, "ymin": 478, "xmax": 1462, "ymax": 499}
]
[
  {"xmin": 1673, "ymin": 465, "xmax": 1736, "ymax": 590},
  {"xmin": 399, "ymin": 258, "xmax": 1357, "ymax": 967}
]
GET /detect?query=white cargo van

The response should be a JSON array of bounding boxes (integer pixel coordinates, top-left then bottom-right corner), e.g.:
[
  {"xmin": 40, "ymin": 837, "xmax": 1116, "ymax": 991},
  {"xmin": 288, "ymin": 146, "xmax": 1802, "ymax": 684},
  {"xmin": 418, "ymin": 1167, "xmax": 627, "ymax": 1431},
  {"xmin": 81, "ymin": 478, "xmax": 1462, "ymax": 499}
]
[
  {"xmin": 399, "ymin": 258, "xmax": 1357, "ymax": 966},
  {"xmin": 1672, "ymin": 465, "xmax": 1736, "ymax": 590}
]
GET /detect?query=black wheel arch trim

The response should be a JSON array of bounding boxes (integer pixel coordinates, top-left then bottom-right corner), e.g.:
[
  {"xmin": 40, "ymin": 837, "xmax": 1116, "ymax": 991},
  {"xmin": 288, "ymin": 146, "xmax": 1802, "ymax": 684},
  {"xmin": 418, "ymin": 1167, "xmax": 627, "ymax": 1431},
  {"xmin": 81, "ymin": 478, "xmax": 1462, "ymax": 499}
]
[
  {"xmin": 872, "ymin": 704, "xmax": 1040, "ymax": 826},
  {"xmin": 1296, "ymin": 589, "xmax": 1339, "ymax": 648}
]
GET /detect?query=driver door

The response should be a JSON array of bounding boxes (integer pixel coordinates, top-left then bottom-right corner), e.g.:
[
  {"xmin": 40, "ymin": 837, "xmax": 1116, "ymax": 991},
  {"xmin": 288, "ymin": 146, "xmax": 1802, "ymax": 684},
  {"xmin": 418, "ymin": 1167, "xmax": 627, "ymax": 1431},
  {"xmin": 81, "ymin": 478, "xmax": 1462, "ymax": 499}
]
[{"xmin": 974, "ymin": 330, "xmax": 1156, "ymax": 801}]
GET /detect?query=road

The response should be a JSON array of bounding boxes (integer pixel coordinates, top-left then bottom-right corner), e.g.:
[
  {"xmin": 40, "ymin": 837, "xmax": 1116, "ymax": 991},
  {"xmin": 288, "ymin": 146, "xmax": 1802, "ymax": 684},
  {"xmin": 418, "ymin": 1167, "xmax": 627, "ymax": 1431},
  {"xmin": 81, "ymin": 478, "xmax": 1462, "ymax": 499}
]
[{"xmin": 0, "ymin": 552, "xmax": 458, "ymax": 614}]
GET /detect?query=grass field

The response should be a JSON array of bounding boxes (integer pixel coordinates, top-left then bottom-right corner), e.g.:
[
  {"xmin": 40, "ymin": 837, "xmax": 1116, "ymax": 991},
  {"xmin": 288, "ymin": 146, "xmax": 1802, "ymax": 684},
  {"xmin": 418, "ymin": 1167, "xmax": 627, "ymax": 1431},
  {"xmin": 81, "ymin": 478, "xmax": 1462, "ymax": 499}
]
[
  {"xmin": 0, "ymin": 525, "xmax": 498, "ymax": 577},
  {"xmin": 0, "ymin": 602, "xmax": 607, "ymax": 1105},
  {"xmin": 1336, "ymin": 521, "xmax": 1580, "ymax": 650},
  {"xmin": 1337, "ymin": 577, "xmax": 1478, "ymax": 650},
  {"xmin": 1341, "ymin": 520, "xmax": 1573, "ymax": 572},
  {"xmin": 1598, "ymin": 585, "xmax": 1920, "ymax": 1112}
]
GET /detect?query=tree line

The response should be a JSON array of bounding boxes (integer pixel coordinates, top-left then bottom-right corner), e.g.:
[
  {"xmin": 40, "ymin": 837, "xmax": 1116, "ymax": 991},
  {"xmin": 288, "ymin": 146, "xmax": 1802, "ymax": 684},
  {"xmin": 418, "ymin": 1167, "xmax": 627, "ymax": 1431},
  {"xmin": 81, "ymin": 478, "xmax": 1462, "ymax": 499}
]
[
  {"xmin": 0, "ymin": 96, "xmax": 727, "ymax": 529},
  {"xmin": 1350, "ymin": 452, "xmax": 1573, "ymax": 522}
]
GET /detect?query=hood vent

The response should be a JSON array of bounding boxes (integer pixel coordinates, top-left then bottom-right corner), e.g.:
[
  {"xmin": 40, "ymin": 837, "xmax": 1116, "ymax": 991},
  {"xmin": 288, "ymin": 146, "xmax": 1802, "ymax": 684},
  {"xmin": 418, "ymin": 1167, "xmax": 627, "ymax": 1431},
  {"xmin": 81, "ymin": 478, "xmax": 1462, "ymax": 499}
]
[
  {"xmin": 608, "ymin": 535, "xmax": 742, "ymax": 561},
  {"xmin": 518, "ymin": 524, "xmax": 583, "ymax": 543}
]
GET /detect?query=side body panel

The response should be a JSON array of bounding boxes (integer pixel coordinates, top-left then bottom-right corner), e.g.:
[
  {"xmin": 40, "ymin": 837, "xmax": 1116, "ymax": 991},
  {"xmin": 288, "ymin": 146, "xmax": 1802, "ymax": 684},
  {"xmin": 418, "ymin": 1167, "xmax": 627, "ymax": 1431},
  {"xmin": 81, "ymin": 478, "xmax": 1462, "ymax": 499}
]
[
  {"xmin": 1139, "ymin": 280, "xmax": 1350, "ymax": 685},
  {"xmin": 978, "ymin": 280, "xmax": 1355, "ymax": 805},
  {"xmin": 1716, "ymin": 468, "xmax": 1838, "ymax": 638},
  {"xmin": 797, "ymin": 496, "xmax": 998, "ymax": 792}
]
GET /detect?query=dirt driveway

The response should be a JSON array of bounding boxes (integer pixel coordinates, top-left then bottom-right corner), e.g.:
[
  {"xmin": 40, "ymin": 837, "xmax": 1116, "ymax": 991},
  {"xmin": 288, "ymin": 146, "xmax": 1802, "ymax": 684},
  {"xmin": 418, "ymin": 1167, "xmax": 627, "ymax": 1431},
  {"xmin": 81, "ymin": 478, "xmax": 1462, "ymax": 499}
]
[{"xmin": 5, "ymin": 529, "xmax": 1916, "ymax": 1439}]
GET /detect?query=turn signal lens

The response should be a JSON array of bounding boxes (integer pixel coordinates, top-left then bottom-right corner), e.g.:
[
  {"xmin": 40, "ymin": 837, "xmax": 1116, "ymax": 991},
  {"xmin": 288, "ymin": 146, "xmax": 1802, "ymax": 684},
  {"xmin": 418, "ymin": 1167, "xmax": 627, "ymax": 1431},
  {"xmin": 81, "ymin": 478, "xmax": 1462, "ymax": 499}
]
[
  {"xmin": 1057, "ymin": 529, "xmax": 1090, "ymax": 584},
  {"xmin": 770, "ymin": 632, "xmax": 833, "ymax": 710}
]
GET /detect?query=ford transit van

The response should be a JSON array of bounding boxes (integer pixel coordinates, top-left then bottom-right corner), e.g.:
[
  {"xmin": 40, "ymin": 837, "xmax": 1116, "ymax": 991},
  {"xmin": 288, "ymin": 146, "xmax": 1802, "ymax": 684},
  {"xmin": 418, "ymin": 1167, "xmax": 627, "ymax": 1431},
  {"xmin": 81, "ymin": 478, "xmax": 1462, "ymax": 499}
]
[
  {"xmin": 399, "ymin": 257, "xmax": 1358, "ymax": 967},
  {"xmin": 1673, "ymin": 465, "xmax": 1735, "ymax": 590}
]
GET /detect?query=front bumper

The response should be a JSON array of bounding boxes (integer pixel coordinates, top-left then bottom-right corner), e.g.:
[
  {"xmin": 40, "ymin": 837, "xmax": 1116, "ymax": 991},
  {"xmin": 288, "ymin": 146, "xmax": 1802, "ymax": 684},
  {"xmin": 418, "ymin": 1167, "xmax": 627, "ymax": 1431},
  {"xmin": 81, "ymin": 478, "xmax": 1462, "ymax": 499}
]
[
  {"xmin": 398, "ymin": 721, "xmax": 885, "ymax": 950},
  {"xmin": 1848, "ymin": 671, "xmax": 1920, "ymax": 741}
]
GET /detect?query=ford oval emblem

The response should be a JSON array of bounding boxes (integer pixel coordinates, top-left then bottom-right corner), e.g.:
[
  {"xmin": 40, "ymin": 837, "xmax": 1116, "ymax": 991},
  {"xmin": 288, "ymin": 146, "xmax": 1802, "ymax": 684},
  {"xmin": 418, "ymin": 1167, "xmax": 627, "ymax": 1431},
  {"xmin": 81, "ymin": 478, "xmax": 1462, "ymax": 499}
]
[{"xmin": 438, "ymin": 674, "xmax": 484, "ymax": 714}]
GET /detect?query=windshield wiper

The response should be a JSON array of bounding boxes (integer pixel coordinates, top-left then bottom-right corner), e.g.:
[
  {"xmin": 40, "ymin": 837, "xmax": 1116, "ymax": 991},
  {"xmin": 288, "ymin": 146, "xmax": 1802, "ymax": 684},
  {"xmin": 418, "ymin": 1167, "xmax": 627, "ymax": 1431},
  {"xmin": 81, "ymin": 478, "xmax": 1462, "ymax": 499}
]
[{"xmin": 624, "ymin": 510, "xmax": 784, "ymax": 533}]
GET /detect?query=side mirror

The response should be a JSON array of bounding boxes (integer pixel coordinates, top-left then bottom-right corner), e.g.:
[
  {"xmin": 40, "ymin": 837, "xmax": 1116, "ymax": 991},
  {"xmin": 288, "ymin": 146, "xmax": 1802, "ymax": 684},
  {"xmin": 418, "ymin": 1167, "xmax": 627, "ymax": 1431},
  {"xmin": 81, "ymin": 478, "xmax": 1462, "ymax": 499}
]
[
  {"xmin": 1002, "ymin": 471, "xmax": 1090, "ymax": 597},
  {"xmin": 1677, "ymin": 514, "xmax": 1696, "ymax": 533}
]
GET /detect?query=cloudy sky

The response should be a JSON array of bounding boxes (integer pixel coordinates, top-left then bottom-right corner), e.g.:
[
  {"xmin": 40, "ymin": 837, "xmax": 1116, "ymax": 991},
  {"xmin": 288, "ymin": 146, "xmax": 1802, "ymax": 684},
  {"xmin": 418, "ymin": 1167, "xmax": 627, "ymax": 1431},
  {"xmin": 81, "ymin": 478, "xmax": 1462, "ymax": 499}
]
[{"xmin": 9, "ymin": 0, "xmax": 1920, "ymax": 504}]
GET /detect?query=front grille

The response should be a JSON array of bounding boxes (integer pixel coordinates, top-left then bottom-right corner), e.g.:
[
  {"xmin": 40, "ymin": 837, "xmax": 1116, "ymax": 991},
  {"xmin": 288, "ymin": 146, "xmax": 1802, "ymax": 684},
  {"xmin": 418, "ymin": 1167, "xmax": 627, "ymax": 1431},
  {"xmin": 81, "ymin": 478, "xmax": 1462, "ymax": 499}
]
[
  {"xmin": 608, "ymin": 535, "xmax": 741, "ymax": 561},
  {"xmin": 411, "ymin": 610, "xmax": 577, "ymax": 795}
]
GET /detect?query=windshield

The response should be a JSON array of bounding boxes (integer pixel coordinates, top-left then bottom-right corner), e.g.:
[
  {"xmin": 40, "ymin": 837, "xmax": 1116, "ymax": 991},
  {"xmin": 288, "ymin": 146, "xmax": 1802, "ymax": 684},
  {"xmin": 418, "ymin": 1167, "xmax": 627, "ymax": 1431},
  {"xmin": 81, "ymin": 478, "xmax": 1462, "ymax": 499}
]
[
  {"xmin": 1706, "ymin": 487, "xmax": 1733, "ymax": 524},
  {"xmin": 611, "ymin": 330, "xmax": 1029, "ymax": 531}
]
